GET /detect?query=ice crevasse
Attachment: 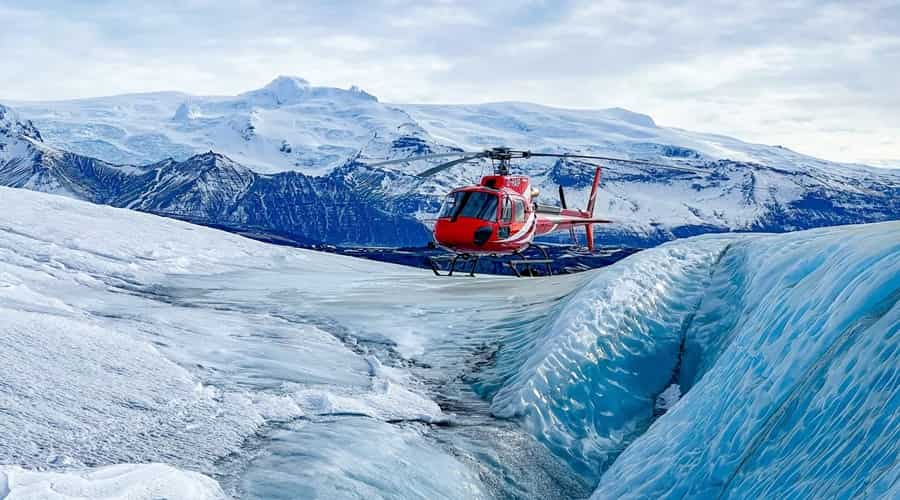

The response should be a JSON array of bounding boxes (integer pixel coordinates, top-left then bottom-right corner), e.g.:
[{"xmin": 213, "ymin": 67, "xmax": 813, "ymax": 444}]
[{"xmin": 489, "ymin": 221, "xmax": 899, "ymax": 498}]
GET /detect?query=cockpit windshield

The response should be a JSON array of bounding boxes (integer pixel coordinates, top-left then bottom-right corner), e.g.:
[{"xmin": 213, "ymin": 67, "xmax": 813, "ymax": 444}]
[{"xmin": 438, "ymin": 191, "xmax": 498, "ymax": 221}]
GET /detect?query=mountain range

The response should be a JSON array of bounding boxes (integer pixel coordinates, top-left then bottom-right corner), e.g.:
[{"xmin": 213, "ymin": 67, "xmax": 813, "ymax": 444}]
[
  {"xmin": 2, "ymin": 76, "xmax": 898, "ymax": 247},
  {"xmin": 0, "ymin": 104, "xmax": 427, "ymax": 246}
]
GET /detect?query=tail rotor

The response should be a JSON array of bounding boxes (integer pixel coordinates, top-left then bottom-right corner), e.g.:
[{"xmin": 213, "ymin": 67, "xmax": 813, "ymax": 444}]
[{"xmin": 559, "ymin": 185, "xmax": 579, "ymax": 246}]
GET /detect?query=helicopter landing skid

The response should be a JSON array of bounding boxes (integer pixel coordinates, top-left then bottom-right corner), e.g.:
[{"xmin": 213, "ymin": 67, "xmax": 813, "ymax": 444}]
[
  {"xmin": 508, "ymin": 244, "xmax": 553, "ymax": 277},
  {"xmin": 427, "ymin": 245, "xmax": 553, "ymax": 277},
  {"xmin": 428, "ymin": 253, "xmax": 480, "ymax": 277}
]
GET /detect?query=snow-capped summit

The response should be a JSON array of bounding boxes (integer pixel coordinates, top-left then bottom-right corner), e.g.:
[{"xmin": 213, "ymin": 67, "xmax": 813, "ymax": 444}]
[
  {"xmin": 186, "ymin": 150, "xmax": 246, "ymax": 170},
  {"xmin": 239, "ymin": 76, "xmax": 377, "ymax": 108},
  {"xmin": 0, "ymin": 111, "xmax": 136, "ymax": 199},
  {"xmin": 0, "ymin": 103, "xmax": 78, "ymax": 195},
  {"xmin": 241, "ymin": 75, "xmax": 312, "ymax": 106},
  {"xmin": 266, "ymin": 74, "xmax": 311, "ymax": 90},
  {"xmin": 155, "ymin": 150, "xmax": 252, "ymax": 182},
  {"xmin": 348, "ymin": 84, "xmax": 377, "ymax": 101},
  {"xmin": 0, "ymin": 103, "xmax": 42, "ymax": 144},
  {"xmin": 8, "ymin": 77, "xmax": 401, "ymax": 174},
  {"xmin": 171, "ymin": 102, "xmax": 200, "ymax": 122}
]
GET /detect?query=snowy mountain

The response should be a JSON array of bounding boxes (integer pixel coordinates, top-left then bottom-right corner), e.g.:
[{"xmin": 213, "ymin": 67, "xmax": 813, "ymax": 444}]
[
  {"xmin": 5, "ymin": 78, "xmax": 900, "ymax": 246},
  {"xmin": 10, "ymin": 76, "xmax": 410, "ymax": 175},
  {"xmin": 12, "ymin": 76, "xmax": 871, "ymax": 174},
  {"xmin": 1, "ymin": 187, "xmax": 897, "ymax": 499},
  {"xmin": 0, "ymin": 104, "xmax": 428, "ymax": 246}
]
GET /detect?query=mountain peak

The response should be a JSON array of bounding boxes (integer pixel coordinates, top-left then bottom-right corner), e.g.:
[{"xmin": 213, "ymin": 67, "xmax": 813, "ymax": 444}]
[
  {"xmin": 239, "ymin": 76, "xmax": 378, "ymax": 106},
  {"xmin": 172, "ymin": 102, "xmax": 199, "ymax": 122},
  {"xmin": 348, "ymin": 85, "xmax": 377, "ymax": 101},
  {"xmin": 189, "ymin": 150, "xmax": 248, "ymax": 171},
  {"xmin": 196, "ymin": 150, "xmax": 231, "ymax": 163},
  {"xmin": 241, "ymin": 76, "xmax": 312, "ymax": 105},
  {"xmin": 264, "ymin": 75, "xmax": 311, "ymax": 93},
  {"xmin": 0, "ymin": 104, "xmax": 43, "ymax": 143}
]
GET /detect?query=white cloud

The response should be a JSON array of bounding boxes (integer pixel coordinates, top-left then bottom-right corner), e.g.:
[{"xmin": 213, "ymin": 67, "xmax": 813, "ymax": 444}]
[
  {"xmin": 319, "ymin": 35, "xmax": 378, "ymax": 53},
  {"xmin": 0, "ymin": 0, "xmax": 897, "ymax": 166}
]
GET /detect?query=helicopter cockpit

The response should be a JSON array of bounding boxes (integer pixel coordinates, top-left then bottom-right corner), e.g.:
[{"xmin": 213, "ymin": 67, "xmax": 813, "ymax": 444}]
[{"xmin": 438, "ymin": 190, "xmax": 499, "ymax": 221}]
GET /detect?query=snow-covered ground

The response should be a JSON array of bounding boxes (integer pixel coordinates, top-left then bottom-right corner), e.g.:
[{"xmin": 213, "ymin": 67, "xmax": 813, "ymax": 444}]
[
  {"xmin": 0, "ymin": 464, "xmax": 226, "ymax": 500},
  {"xmin": 0, "ymin": 187, "xmax": 897, "ymax": 498},
  {"xmin": 0, "ymin": 187, "xmax": 585, "ymax": 498}
]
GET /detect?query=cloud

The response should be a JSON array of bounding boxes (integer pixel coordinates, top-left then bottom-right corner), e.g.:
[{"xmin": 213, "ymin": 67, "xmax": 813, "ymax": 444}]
[{"xmin": 0, "ymin": 0, "xmax": 897, "ymax": 165}]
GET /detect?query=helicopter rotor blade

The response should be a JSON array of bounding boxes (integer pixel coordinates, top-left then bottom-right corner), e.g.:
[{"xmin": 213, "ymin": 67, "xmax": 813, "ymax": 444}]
[
  {"xmin": 528, "ymin": 153, "xmax": 707, "ymax": 174},
  {"xmin": 363, "ymin": 151, "xmax": 481, "ymax": 168},
  {"xmin": 416, "ymin": 153, "xmax": 487, "ymax": 177}
]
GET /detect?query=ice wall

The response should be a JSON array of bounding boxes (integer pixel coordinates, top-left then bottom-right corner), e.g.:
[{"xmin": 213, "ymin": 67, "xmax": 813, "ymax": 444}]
[
  {"xmin": 489, "ymin": 236, "xmax": 736, "ymax": 479},
  {"xmin": 595, "ymin": 222, "xmax": 899, "ymax": 499},
  {"xmin": 488, "ymin": 221, "xmax": 899, "ymax": 498}
]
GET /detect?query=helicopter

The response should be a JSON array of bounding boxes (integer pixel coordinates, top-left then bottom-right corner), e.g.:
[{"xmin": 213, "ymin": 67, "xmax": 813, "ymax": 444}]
[{"xmin": 367, "ymin": 147, "xmax": 703, "ymax": 276}]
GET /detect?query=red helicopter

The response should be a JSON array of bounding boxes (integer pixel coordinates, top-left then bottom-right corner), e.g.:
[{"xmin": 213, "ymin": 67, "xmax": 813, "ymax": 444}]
[{"xmin": 368, "ymin": 147, "xmax": 701, "ymax": 276}]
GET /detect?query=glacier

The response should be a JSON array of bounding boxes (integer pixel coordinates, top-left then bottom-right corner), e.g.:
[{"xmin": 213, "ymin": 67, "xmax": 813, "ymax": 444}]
[
  {"xmin": 0, "ymin": 186, "xmax": 897, "ymax": 499},
  {"xmin": 486, "ymin": 224, "xmax": 898, "ymax": 498},
  {"xmin": 590, "ymin": 224, "xmax": 900, "ymax": 498}
]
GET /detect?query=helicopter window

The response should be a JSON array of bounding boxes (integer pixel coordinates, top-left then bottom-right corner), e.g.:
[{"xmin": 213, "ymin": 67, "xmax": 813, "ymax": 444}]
[
  {"xmin": 501, "ymin": 197, "xmax": 512, "ymax": 222},
  {"xmin": 458, "ymin": 192, "xmax": 499, "ymax": 220},
  {"xmin": 438, "ymin": 194, "xmax": 459, "ymax": 218},
  {"xmin": 441, "ymin": 191, "xmax": 499, "ymax": 221},
  {"xmin": 513, "ymin": 200, "xmax": 526, "ymax": 222}
]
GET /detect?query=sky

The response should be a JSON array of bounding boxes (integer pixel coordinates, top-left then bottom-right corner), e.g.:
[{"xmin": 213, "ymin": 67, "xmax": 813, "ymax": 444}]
[{"xmin": 1, "ymin": 0, "xmax": 898, "ymax": 167}]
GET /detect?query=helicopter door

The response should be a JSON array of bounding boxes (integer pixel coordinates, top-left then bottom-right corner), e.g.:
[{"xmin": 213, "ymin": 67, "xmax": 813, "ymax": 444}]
[
  {"xmin": 510, "ymin": 198, "xmax": 527, "ymax": 235},
  {"xmin": 499, "ymin": 196, "xmax": 512, "ymax": 239}
]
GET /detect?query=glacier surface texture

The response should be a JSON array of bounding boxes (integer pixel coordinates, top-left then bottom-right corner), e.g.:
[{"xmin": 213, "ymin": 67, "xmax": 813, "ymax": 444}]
[{"xmin": 0, "ymin": 187, "xmax": 897, "ymax": 499}]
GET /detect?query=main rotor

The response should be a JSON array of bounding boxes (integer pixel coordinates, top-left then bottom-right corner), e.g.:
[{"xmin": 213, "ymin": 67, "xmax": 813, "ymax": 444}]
[
  {"xmin": 484, "ymin": 147, "xmax": 527, "ymax": 175},
  {"xmin": 364, "ymin": 146, "xmax": 706, "ymax": 178}
]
